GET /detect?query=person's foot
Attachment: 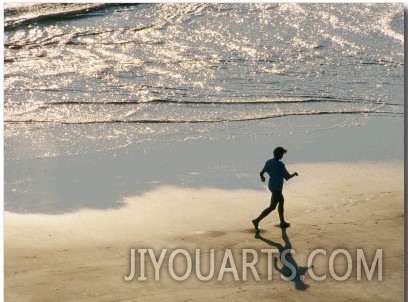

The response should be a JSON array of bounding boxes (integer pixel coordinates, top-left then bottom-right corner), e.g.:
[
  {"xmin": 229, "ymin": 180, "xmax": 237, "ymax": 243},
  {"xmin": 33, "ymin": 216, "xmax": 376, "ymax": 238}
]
[
  {"xmin": 280, "ymin": 221, "xmax": 290, "ymax": 228},
  {"xmin": 252, "ymin": 219, "xmax": 259, "ymax": 232}
]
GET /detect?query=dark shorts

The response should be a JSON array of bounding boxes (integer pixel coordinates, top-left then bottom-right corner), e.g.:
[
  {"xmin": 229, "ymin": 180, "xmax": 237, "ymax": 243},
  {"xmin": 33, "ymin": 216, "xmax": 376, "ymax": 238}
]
[{"xmin": 271, "ymin": 190, "xmax": 284, "ymax": 204}]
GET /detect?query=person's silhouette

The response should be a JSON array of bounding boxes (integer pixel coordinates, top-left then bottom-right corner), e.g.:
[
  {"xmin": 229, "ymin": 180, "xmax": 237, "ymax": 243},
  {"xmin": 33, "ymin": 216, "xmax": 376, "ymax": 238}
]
[
  {"xmin": 252, "ymin": 147, "xmax": 298, "ymax": 231},
  {"xmin": 255, "ymin": 228, "xmax": 310, "ymax": 290}
]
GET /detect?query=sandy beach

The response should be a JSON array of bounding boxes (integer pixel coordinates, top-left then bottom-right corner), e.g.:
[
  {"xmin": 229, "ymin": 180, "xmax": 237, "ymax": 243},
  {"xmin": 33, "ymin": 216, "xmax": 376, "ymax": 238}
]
[
  {"xmin": 4, "ymin": 4, "xmax": 404, "ymax": 300},
  {"xmin": 5, "ymin": 161, "xmax": 404, "ymax": 301}
]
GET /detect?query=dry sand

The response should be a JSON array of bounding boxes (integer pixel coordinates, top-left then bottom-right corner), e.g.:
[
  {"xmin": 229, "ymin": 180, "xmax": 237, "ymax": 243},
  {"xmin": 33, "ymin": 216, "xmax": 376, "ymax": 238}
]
[{"xmin": 5, "ymin": 161, "xmax": 404, "ymax": 301}]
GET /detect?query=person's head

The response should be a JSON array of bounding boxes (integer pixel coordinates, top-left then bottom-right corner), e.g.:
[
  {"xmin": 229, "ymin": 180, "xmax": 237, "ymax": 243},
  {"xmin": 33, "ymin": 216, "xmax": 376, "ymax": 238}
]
[{"xmin": 273, "ymin": 146, "xmax": 287, "ymax": 160}]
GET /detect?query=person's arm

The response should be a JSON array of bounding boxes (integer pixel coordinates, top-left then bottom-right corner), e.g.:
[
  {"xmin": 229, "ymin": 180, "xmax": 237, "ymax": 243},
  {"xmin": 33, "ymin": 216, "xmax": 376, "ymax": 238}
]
[
  {"xmin": 260, "ymin": 168, "xmax": 266, "ymax": 182},
  {"xmin": 288, "ymin": 172, "xmax": 298, "ymax": 180},
  {"xmin": 283, "ymin": 164, "xmax": 298, "ymax": 180}
]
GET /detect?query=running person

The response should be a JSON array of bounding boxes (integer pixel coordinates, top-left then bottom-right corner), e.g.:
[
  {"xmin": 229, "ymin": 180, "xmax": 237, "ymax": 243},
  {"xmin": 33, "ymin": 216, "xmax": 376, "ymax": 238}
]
[{"xmin": 252, "ymin": 147, "xmax": 298, "ymax": 231}]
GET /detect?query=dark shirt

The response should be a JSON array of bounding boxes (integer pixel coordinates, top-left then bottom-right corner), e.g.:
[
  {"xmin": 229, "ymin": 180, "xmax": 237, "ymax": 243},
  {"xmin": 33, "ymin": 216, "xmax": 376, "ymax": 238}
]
[{"xmin": 262, "ymin": 158, "xmax": 291, "ymax": 192}]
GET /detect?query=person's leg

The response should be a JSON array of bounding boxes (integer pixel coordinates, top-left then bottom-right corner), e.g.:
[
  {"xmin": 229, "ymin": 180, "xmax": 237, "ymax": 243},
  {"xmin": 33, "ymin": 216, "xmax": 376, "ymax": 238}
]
[
  {"xmin": 257, "ymin": 194, "xmax": 278, "ymax": 221},
  {"xmin": 277, "ymin": 195, "xmax": 285, "ymax": 222},
  {"xmin": 277, "ymin": 192, "xmax": 290, "ymax": 227},
  {"xmin": 253, "ymin": 194, "xmax": 278, "ymax": 230}
]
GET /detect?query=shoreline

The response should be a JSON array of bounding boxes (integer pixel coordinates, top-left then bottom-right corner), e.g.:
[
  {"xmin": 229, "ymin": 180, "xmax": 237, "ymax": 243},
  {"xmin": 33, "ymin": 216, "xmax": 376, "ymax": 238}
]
[
  {"xmin": 5, "ymin": 160, "xmax": 404, "ymax": 301},
  {"xmin": 5, "ymin": 115, "xmax": 404, "ymax": 214}
]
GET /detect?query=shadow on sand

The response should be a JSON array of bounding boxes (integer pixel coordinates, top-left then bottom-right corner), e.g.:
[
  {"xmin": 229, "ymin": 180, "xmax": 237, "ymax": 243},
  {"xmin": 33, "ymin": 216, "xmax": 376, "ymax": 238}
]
[{"xmin": 255, "ymin": 227, "xmax": 311, "ymax": 291}]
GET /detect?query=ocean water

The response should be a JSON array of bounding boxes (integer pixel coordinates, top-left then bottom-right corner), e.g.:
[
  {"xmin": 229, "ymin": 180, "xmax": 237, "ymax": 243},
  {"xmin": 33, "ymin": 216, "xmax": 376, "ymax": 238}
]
[{"xmin": 4, "ymin": 3, "xmax": 404, "ymax": 213}]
